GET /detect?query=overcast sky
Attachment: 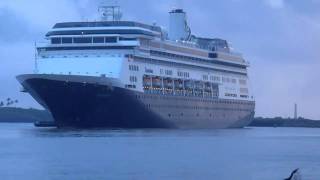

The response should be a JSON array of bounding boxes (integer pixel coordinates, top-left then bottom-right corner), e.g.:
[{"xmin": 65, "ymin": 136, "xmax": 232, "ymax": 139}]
[{"xmin": 0, "ymin": 0, "xmax": 319, "ymax": 119}]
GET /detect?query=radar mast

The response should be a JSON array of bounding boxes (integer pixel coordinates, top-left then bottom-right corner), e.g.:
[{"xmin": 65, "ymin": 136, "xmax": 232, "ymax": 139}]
[{"xmin": 98, "ymin": 3, "xmax": 122, "ymax": 21}]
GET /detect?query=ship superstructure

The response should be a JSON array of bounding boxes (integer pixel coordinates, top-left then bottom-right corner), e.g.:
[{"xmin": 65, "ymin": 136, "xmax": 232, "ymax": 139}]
[{"xmin": 18, "ymin": 6, "xmax": 255, "ymax": 128}]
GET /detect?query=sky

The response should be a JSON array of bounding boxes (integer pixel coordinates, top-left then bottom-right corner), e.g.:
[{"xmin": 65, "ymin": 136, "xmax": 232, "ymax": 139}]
[{"xmin": 0, "ymin": 0, "xmax": 319, "ymax": 119}]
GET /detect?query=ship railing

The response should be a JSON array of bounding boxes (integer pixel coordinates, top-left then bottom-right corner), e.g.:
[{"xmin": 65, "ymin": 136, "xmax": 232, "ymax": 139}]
[
  {"xmin": 35, "ymin": 41, "xmax": 50, "ymax": 47},
  {"xmin": 166, "ymin": 39, "xmax": 243, "ymax": 57},
  {"xmin": 166, "ymin": 39, "xmax": 200, "ymax": 49},
  {"xmin": 214, "ymin": 49, "xmax": 243, "ymax": 57},
  {"xmin": 35, "ymin": 40, "xmax": 140, "ymax": 48}
]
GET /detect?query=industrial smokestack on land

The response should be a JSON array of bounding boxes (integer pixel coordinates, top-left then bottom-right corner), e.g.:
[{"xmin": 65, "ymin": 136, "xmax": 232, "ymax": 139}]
[
  {"xmin": 168, "ymin": 9, "xmax": 191, "ymax": 41},
  {"xmin": 294, "ymin": 103, "xmax": 298, "ymax": 119}
]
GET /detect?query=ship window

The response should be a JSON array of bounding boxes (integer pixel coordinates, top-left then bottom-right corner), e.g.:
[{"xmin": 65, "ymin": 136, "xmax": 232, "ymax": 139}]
[
  {"xmin": 119, "ymin": 37, "xmax": 137, "ymax": 41},
  {"xmin": 62, "ymin": 37, "xmax": 72, "ymax": 44},
  {"xmin": 74, "ymin": 37, "xmax": 92, "ymax": 43},
  {"xmin": 129, "ymin": 65, "xmax": 139, "ymax": 71},
  {"xmin": 129, "ymin": 76, "xmax": 138, "ymax": 83},
  {"xmin": 240, "ymin": 95, "xmax": 249, "ymax": 98},
  {"xmin": 93, "ymin": 37, "xmax": 105, "ymax": 43},
  {"xmin": 203, "ymin": 75, "xmax": 208, "ymax": 81},
  {"xmin": 208, "ymin": 53, "xmax": 218, "ymax": 58},
  {"xmin": 165, "ymin": 70, "xmax": 173, "ymax": 76},
  {"xmin": 222, "ymin": 77, "xmax": 230, "ymax": 83},
  {"xmin": 105, "ymin": 37, "xmax": 117, "ymax": 43},
  {"xmin": 214, "ymin": 76, "xmax": 221, "ymax": 82},
  {"xmin": 51, "ymin": 38, "xmax": 61, "ymax": 44},
  {"xmin": 145, "ymin": 68, "xmax": 153, "ymax": 74},
  {"xmin": 225, "ymin": 93, "xmax": 237, "ymax": 97},
  {"xmin": 239, "ymin": 79, "xmax": 247, "ymax": 85},
  {"xmin": 184, "ymin": 72, "xmax": 189, "ymax": 78},
  {"xmin": 125, "ymin": 84, "xmax": 136, "ymax": 89}
]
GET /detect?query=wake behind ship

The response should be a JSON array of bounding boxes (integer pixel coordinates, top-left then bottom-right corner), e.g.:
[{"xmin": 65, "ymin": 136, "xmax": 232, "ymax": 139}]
[{"xmin": 17, "ymin": 5, "xmax": 255, "ymax": 128}]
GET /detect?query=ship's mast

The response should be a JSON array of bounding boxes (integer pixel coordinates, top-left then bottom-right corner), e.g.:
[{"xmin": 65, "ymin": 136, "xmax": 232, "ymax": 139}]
[{"xmin": 98, "ymin": 4, "xmax": 122, "ymax": 21}]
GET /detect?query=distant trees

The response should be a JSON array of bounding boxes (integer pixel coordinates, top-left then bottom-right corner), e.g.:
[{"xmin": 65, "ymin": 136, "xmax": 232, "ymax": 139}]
[{"xmin": 0, "ymin": 98, "xmax": 19, "ymax": 107}]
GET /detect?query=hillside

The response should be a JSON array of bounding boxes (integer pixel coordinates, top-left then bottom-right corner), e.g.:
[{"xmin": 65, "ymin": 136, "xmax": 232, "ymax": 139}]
[{"xmin": 0, "ymin": 107, "xmax": 53, "ymax": 123}]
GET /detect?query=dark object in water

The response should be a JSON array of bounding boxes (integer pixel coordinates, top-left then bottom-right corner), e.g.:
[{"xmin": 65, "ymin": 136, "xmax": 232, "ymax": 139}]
[
  {"xmin": 34, "ymin": 121, "xmax": 56, "ymax": 127},
  {"xmin": 284, "ymin": 168, "xmax": 301, "ymax": 180}
]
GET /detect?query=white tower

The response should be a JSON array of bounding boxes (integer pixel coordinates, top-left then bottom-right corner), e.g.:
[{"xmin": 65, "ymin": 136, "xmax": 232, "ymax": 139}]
[
  {"xmin": 294, "ymin": 103, "xmax": 298, "ymax": 119},
  {"xmin": 168, "ymin": 9, "xmax": 191, "ymax": 41}
]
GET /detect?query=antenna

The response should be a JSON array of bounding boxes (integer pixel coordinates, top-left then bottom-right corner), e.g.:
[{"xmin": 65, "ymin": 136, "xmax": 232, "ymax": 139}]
[
  {"xmin": 34, "ymin": 41, "xmax": 38, "ymax": 74},
  {"xmin": 98, "ymin": 2, "xmax": 122, "ymax": 21}
]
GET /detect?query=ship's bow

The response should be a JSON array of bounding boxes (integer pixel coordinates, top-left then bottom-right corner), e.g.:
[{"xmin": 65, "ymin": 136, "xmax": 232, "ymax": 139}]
[
  {"xmin": 17, "ymin": 74, "xmax": 120, "ymax": 127},
  {"xmin": 17, "ymin": 74, "xmax": 172, "ymax": 128}
]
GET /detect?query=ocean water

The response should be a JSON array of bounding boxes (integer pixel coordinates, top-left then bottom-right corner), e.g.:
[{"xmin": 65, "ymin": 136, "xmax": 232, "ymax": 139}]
[{"xmin": 0, "ymin": 123, "xmax": 319, "ymax": 180}]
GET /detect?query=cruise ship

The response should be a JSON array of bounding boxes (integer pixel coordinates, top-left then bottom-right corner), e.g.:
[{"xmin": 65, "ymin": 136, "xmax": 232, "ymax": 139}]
[{"xmin": 17, "ymin": 5, "xmax": 255, "ymax": 128}]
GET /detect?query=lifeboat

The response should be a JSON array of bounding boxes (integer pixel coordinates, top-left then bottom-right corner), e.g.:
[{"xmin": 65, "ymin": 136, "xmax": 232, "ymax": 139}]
[
  {"xmin": 152, "ymin": 76, "xmax": 162, "ymax": 88},
  {"xmin": 163, "ymin": 78, "xmax": 173, "ymax": 89},
  {"xmin": 143, "ymin": 75, "xmax": 152, "ymax": 90},
  {"xmin": 174, "ymin": 79, "xmax": 184, "ymax": 90}
]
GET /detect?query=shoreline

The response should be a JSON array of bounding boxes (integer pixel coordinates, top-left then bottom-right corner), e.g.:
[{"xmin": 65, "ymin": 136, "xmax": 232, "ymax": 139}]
[
  {"xmin": 1, "ymin": 107, "xmax": 319, "ymax": 128},
  {"xmin": 249, "ymin": 117, "xmax": 320, "ymax": 128}
]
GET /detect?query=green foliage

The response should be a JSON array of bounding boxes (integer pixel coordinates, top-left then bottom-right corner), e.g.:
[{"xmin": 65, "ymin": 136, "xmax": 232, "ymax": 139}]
[
  {"xmin": 250, "ymin": 117, "xmax": 320, "ymax": 128},
  {"xmin": 1, "ymin": 98, "xmax": 19, "ymax": 107}
]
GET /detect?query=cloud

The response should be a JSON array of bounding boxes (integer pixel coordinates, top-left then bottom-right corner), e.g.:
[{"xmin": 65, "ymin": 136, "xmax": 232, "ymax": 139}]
[
  {"xmin": 0, "ymin": 8, "xmax": 46, "ymax": 43},
  {"xmin": 265, "ymin": 0, "xmax": 285, "ymax": 9},
  {"xmin": 0, "ymin": 0, "xmax": 81, "ymax": 29},
  {"xmin": 0, "ymin": 42, "xmax": 41, "ymax": 108},
  {"xmin": 251, "ymin": 59, "xmax": 320, "ymax": 119}
]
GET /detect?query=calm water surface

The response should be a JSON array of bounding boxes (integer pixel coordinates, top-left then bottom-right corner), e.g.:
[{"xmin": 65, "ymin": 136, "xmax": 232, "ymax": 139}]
[{"xmin": 0, "ymin": 123, "xmax": 319, "ymax": 180}]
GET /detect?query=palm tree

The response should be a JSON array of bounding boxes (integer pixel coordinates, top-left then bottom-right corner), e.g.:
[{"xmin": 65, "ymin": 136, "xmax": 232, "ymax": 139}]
[
  {"xmin": 0, "ymin": 101, "xmax": 3, "ymax": 107},
  {"xmin": 15, "ymin": 100, "xmax": 18, "ymax": 104}
]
